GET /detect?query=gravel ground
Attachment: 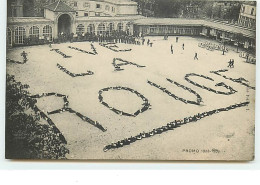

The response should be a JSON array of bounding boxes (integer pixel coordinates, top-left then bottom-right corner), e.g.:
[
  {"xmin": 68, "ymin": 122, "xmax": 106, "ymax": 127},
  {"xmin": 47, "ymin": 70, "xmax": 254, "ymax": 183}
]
[{"xmin": 6, "ymin": 36, "xmax": 256, "ymax": 161}]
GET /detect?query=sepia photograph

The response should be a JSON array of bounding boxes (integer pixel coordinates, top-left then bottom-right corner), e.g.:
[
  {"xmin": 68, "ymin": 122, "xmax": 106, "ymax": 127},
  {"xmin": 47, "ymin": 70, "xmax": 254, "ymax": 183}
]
[{"xmin": 5, "ymin": 0, "xmax": 256, "ymax": 160}]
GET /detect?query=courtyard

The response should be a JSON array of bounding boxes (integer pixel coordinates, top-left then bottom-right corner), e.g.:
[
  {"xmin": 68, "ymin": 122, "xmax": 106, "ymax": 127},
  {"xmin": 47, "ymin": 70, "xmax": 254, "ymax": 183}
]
[{"xmin": 6, "ymin": 36, "xmax": 256, "ymax": 160}]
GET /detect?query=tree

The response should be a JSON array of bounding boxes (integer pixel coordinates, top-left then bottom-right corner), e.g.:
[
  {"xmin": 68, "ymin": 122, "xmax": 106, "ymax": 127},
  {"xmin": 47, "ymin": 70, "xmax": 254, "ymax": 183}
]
[{"xmin": 5, "ymin": 74, "xmax": 69, "ymax": 159}]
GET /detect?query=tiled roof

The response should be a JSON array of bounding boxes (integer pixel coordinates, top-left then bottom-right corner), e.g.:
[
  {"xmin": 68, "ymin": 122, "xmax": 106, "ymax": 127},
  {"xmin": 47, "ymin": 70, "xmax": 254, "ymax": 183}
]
[{"xmin": 45, "ymin": 0, "xmax": 76, "ymax": 12}]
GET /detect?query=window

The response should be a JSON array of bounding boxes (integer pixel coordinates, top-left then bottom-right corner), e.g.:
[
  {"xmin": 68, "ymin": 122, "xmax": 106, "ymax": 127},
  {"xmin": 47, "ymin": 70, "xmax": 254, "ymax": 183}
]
[
  {"xmin": 126, "ymin": 22, "xmax": 131, "ymax": 34},
  {"xmin": 105, "ymin": 5, "xmax": 110, "ymax": 11},
  {"xmin": 14, "ymin": 26, "xmax": 26, "ymax": 44},
  {"xmin": 117, "ymin": 23, "xmax": 123, "ymax": 32},
  {"xmin": 97, "ymin": 23, "xmax": 106, "ymax": 35},
  {"xmin": 76, "ymin": 12, "xmax": 78, "ymax": 16},
  {"xmin": 87, "ymin": 24, "xmax": 95, "ymax": 34},
  {"xmin": 84, "ymin": 12, "xmax": 88, "ymax": 17},
  {"xmin": 107, "ymin": 23, "xmax": 114, "ymax": 35},
  {"xmin": 76, "ymin": 24, "xmax": 85, "ymax": 35},
  {"xmin": 96, "ymin": 4, "xmax": 101, "ymax": 9},
  {"xmin": 7, "ymin": 28, "xmax": 12, "ymax": 45},
  {"xmin": 242, "ymin": 6, "xmax": 245, "ymax": 13},
  {"xmin": 29, "ymin": 26, "xmax": 39, "ymax": 38},
  {"xmin": 95, "ymin": 12, "xmax": 100, "ymax": 16},
  {"xmin": 150, "ymin": 26, "xmax": 157, "ymax": 33},
  {"xmin": 74, "ymin": 1, "xmax": 77, "ymax": 7},
  {"xmin": 83, "ymin": 2, "xmax": 90, "ymax": 8},
  {"xmin": 251, "ymin": 8, "xmax": 254, "ymax": 15},
  {"xmin": 43, "ymin": 25, "xmax": 52, "ymax": 41},
  {"xmin": 112, "ymin": 7, "xmax": 115, "ymax": 12}
]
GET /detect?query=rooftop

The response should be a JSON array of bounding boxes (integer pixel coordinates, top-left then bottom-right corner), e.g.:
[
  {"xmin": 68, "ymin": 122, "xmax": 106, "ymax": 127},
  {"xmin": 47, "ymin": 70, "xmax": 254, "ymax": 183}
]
[
  {"xmin": 45, "ymin": 0, "xmax": 76, "ymax": 12},
  {"xmin": 134, "ymin": 18, "xmax": 256, "ymax": 38},
  {"xmin": 7, "ymin": 17, "xmax": 54, "ymax": 24},
  {"xmin": 78, "ymin": 0, "xmax": 137, "ymax": 5}
]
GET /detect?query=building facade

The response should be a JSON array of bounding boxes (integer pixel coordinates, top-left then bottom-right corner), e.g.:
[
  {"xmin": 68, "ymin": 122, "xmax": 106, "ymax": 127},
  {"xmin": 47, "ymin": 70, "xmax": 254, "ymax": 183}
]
[
  {"xmin": 238, "ymin": 2, "xmax": 256, "ymax": 29},
  {"xmin": 7, "ymin": 0, "xmax": 141, "ymax": 46},
  {"xmin": 6, "ymin": 0, "xmax": 256, "ymax": 51}
]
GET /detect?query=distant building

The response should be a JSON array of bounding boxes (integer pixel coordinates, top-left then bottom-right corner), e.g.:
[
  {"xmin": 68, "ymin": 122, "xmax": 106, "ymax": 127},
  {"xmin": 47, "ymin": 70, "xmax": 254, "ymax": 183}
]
[
  {"xmin": 6, "ymin": 0, "xmax": 256, "ymax": 52},
  {"xmin": 63, "ymin": 0, "xmax": 138, "ymax": 17},
  {"xmin": 238, "ymin": 2, "xmax": 256, "ymax": 29},
  {"xmin": 7, "ymin": 0, "xmax": 141, "ymax": 46},
  {"xmin": 211, "ymin": 1, "xmax": 240, "ymax": 21}
]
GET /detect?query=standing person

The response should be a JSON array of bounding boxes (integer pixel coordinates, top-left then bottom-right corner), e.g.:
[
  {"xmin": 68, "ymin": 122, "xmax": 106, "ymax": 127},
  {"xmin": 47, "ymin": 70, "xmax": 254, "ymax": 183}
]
[
  {"xmin": 246, "ymin": 53, "xmax": 249, "ymax": 62},
  {"xmin": 176, "ymin": 37, "xmax": 179, "ymax": 43},
  {"xmin": 231, "ymin": 59, "xmax": 235, "ymax": 68},
  {"xmin": 171, "ymin": 44, "xmax": 173, "ymax": 54},
  {"xmin": 228, "ymin": 59, "xmax": 232, "ymax": 68},
  {"xmin": 147, "ymin": 39, "xmax": 150, "ymax": 46},
  {"xmin": 21, "ymin": 51, "xmax": 28, "ymax": 62},
  {"xmin": 194, "ymin": 52, "xmax": 198, "ymax": 60},
  {"xmin": 182, "ymin": 43, "xmax": 185, "ymax": 50},
  {"xmin": 142, "ymin": 38, "xmax": 145, "ymax": 45}
]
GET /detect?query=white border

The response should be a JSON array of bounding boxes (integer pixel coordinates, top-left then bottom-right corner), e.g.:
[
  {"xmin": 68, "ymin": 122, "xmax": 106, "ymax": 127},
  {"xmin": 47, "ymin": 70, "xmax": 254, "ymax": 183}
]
[{"xmin": 0, "ymin": 0, "xmax": 259, "ymax": 173}]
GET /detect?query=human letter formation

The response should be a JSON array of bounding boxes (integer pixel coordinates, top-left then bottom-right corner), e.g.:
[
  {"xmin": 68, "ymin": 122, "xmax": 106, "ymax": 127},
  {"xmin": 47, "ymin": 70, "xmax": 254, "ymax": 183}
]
[
  {"xmin": 50, "ymin": 49, "xmax": 72, "ymax": 58},
  {"xmin": 103, "ymin": 101, "xmax": 249, "ymax": 152},
  {"xmin": 57, "ymin": 63, "xmax": 94, "ymax": 77},
  {"xmin": 98, "ymin": 86, "xmax": 151, "ymax": 117},
  {"xmin": 29, "ymin": 93, "xmax": 107, "ymax": 132},
  {"xmin": 112, "ymin": 58, "xmax": 146, "ymax": 71}
]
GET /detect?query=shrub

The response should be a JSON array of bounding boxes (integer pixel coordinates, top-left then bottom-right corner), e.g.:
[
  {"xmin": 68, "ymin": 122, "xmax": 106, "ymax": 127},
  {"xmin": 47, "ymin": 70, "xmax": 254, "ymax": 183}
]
[{"xmin": 5, "ymin": 74, "xmax": 69, "ymax": 159}]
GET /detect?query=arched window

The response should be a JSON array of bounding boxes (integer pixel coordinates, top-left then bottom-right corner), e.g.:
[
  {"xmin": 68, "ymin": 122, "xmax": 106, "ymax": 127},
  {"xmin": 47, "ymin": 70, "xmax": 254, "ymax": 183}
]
[
  {"xmin": 76, "ymin": 24, "xmax": 85, "ymax": 35},
  {"xmin": 117, "ymin": 23, "xmax": 123, "ymax": 32},
  {"xmin": 107, "ymin": 23, "xmax": 114, "ymax": 35},
  {"xmin": 14, "ymin": 26, "xmax": 26, "ymax": 44},
  {"xmin": 43, "ymin": 25, "xmax": 52, "ymax": 41},
  {"xmin": 97, "ymin": 23, "xmax": 106, "ymax": 35},
  {"xmin": 29, "ymin": 26, "xmax": 40, "ymax": 38},
  {"xmin": 7, "ymin": 28, "xmax": 12, "ymax": 45},
  {"xmin": 87, "ymin": 24, "xmax": 95, "ymax": 34}
]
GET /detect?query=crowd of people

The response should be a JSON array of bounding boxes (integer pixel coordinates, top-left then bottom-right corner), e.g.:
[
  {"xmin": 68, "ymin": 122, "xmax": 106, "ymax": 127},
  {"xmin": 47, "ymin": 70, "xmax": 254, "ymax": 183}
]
[
  {"xmin": 98, "ymin": 86, "xmax": 151, "ymax": 117},
  {"xmin": 30, "ymin": 92, "xmax": 106, "ymax": 132},
  {"xmin": 29, "ymin": 93, "xmax": 67, "ymax": 144},
  {"xmin": 103, "ymin": 101, "xmax": 250, "ymax": 152},
  {"xmin": 68, "ymin": 44, "xmax": 98, "ymax": 55},
  {"xmin": 210, "ymin": 69, "xmax": 255, "ymax": 90},
  {"xmin": 239, "ymin": 51, "xmax": 256, "ymax": 65},
  {"xmin": 99, "ymin": 42, "xmax": 132, "ymax": 52},
  {"xmin": 50, "ymin": 49, "xmax": 71, "ymax": 58},
  {"xmin": 147, "ymin": 79, "xmax": 203, "ymax": 106},
  {"xmin": 57, "ymin": 63, "xmax": 94, "ymax": 77},
  {"xmin": 112, "ymin": 58, "xmax": 146, "ymax": 71},
  {"xmin": 198, "ymin": 41, "xmax": 229, "ymax": 54},
  {"xmin": 185, "ymin": 73, "xmax": 237, "ymax": 95},
  {"xmin": 7, "ymin": 51, "xmax": 28, "ymax": 64}
]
